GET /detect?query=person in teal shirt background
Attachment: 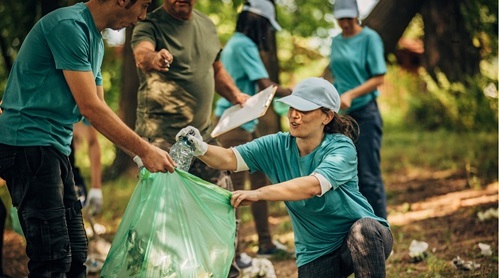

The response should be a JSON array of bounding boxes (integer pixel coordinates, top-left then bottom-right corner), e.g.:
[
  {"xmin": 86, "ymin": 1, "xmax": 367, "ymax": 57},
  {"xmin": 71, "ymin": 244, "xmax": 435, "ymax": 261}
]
[
  {"xmin": 177, "ymin": 77, "xmax": 393, "ymax": 277},
  {"xmin": 214, "ymin": 0, "xmax": 293, "ymax": 263},
  {"xmin": 325, "ymin": 0, "xmax": 388, "ymax": 219}
]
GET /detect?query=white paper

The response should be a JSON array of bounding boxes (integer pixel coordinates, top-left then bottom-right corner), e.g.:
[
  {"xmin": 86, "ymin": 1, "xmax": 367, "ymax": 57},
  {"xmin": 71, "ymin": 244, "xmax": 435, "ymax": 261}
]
[{"xmin": 211, "ymin": 85, "xmax": 277, "ymax": 138}]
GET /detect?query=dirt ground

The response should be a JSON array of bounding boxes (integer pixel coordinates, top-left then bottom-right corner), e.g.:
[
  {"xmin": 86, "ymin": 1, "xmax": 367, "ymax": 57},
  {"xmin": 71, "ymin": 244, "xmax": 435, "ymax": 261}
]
[{"xmin": 2, "ymin": 169, "xmax": 498, "ymax": 277}]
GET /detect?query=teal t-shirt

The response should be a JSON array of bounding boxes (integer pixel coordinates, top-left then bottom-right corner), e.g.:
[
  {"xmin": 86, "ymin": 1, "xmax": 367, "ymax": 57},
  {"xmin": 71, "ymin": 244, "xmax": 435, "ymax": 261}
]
[
  {"xmin": 329, "ymin": 26, "xmax": 386, "ymax": 112},
  {"xmin": 235, "ymin": 132, "xmax": 389, "ymax": 267},
  {"xmin": 215, "ymin": 32, "xmax": 269, "ymax": 133},
  {"xmin": 0, "ymin": 3, "xmax": 103, "ymax": 156}
]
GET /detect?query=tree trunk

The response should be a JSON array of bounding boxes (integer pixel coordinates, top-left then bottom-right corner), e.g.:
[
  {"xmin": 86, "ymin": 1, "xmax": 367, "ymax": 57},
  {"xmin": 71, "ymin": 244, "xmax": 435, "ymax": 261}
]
[
  {"xmin": 364, "ymin": 0, "xmax": 482, "ymax": 83},
  {"xmin": 363, "ymin": 0, "xmax": 424, "ymax": 57},
  {"xmin": 420, "ymin": 0, "xmax": 481, "ymax": 82},
  {"xmin": 104, "ymin": 27, "xmax": 140, "ymax": 180}
]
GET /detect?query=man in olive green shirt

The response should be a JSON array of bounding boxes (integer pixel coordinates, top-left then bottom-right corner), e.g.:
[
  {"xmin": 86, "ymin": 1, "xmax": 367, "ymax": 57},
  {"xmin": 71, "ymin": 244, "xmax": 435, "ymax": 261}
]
[{"xmin": 131, "ymin": 1, "xmax": 250, "ymax": 277}]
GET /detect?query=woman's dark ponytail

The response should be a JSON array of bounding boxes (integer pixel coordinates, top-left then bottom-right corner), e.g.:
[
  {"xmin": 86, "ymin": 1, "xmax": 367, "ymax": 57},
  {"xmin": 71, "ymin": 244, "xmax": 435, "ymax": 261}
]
[{"xmin": 324, "ymin": 111, "xmax": 359, "ymax": 142}]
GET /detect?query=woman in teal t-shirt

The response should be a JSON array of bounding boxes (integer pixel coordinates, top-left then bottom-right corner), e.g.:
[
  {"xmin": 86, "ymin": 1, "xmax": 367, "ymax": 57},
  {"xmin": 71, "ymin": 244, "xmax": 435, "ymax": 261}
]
[
  {"xmin": 176, "ymin": 77, "xmax": 393, "ymax": 277},
  {"xmin": 326, "ymin": 0, "xmax": 388, "ymax": 220}
]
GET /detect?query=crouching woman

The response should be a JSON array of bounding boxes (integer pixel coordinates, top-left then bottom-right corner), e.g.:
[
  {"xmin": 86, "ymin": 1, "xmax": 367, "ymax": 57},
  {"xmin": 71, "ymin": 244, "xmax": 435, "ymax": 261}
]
[{"xmin": 176, "ymin": 77, "xmax": 393, "ymax": 278}]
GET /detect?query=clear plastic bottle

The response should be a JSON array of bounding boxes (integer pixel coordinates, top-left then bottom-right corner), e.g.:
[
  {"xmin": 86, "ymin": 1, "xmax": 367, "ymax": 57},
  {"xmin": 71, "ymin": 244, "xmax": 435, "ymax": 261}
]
[{"xmin": 169, "ymin": 136, "xmax": 194, "ymax": 172}]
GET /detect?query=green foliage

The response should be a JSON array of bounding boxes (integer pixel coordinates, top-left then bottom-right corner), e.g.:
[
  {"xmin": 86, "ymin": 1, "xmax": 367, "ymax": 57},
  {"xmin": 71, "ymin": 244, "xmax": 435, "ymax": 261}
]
[
  {"xmin": 277, "ymin": 0, "xmax": 335, "ymax": 39},
  {"xmin": 101, "ymin": 44, "xmax": 124, "ymax": 112},
  {"xmin": 381, "ymin": 129, "xmax": 498, "ymax": 185},
  {"xmin": 278, "ymin": 34, "xmax": 329, "ymax": 85},
  {"xmin": 382, "ymin": 1, "xmax": 498, "ymax": 133},
  {"xmin": 200, "ymin": 0, "xmax": 337, "ymax": 40},
  {"xmin": 405, "ymin": 70, "xmax": 498, "ymax": 132},
  {"xmin": 401, "ymin": 14, "xmax": 424, "ymax": 40},
  {"xmin": 198, "ymin": 0, "xmax": 240, "ymax": 44},
  {"xmin": 0, "ymin": 64, "xmax": 6, "ymax": 99},
  {"xmin": 460, "ymin": 0, "xmax": 498, "ymax": 61},
  {"xmin": 99, "ymin": 174, "xmax": 138, "ymax": 230},
  {"xmin": 381, "ymin": 63, "xmax": 498, "ymax": 133}
]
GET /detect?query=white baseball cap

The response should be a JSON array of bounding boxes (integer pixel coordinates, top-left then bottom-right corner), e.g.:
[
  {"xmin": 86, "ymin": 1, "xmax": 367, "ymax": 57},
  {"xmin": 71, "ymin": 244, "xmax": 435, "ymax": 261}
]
[
  {"xmin": 276, "ymin": 77, "xmax": 341, "ymax": 112},
  {"xmin": 334, "ymin": 0, "xmax": 359, "ymax": 19},
  {"xmin": 242, "ymin": 0, "xmax": 282, "ymax": 31}
]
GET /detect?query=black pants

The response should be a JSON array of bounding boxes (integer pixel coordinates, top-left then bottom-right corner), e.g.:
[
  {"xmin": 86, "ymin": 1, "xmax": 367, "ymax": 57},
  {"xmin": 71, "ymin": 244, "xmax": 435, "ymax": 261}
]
[
  {"xmin": 0, "ymin": 144, "xmax": 87, "ymax": 277},
  {"xmin": 349, "ymin": 100, "xmax": 387, "ymax": 219}
]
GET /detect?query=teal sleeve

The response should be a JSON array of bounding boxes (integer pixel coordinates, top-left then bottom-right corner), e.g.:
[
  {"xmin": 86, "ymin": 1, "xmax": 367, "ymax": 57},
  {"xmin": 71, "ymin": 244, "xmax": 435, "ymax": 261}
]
[
  {"xmin": 47, "ymin": 20, "xmax": 92, "ymax": 72},
  {"xmin": 366, "ymin": 32, "xmax": 386, "ymax": 76},
  {"xmin": 238, "ymin": 45, "xmax": 269, "ymax": 82},
  {"xmin": 315, "ymin": 140, "xmax": 357, "ymax": 190}
]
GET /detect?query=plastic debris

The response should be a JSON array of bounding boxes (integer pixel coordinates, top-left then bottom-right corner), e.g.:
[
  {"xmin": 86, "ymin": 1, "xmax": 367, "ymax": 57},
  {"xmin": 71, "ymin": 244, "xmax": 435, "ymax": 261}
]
[
  {"xmin": 86, "ymin": 256, "xmax": 105, "ymax": 274},
  {"xmin": 85, "ymin": 222, "xmax": 106, "ymax": 237},
  {"xmin": 241, "ymin": 258, "xmax": 276, "ymax": 278},
  {"xmin": 451, "ymin": 256, "xmax": 480, "ymax": 271},
  {"xmin": 477, "ymin": 208, "xmax": 499, "ymax": 221},
  {"xmin": 86, "ymin": 236, "xmax": 111, "ymax": 274},
  {"xmin": 409, "ymin": 240, "xmax": 429, "ymax": 262},
  {"xmin": 237, "ymin": 252, "xmax": 254, "ymax": 269},
  {"xmin": 170, "ymin": 135, "xmax": 195, "ymax": 172},
  {"xmin": 478, "ymin": 243, "xmax": 492, "ymax": 256}
]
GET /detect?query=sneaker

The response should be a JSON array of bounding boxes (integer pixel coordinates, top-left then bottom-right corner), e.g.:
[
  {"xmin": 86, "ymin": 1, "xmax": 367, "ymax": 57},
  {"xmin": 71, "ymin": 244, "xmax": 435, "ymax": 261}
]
[
  {"xmin": 257, "ymin": 240, "xmax": 295, "ymax": 259},
  {"xmin": 236, "ymin": 252, "xmax": 253, "ymax": 269}
]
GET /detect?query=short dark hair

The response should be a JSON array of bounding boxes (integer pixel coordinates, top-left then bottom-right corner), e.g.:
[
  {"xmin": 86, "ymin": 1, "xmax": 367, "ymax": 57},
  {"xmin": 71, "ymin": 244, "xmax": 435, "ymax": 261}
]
[{"xmin": 125, "ymin": 0, "xmax": 138, "ymax": 9}]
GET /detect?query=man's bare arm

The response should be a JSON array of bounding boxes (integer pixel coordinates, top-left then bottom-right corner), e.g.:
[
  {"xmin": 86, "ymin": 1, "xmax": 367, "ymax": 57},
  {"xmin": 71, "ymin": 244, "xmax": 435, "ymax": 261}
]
[
  {"xmin": 63, "ymin": 70, "xmax": 175, "ymax": 173},
  {"xmin": 133, "ymin": 41, "xmax": 173, "ymax": 72}
]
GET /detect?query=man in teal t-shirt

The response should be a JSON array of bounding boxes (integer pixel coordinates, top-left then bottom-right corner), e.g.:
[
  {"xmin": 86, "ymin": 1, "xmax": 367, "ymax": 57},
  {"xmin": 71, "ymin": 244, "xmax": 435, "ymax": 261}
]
[{"xmin": 0, "ymin": 1, "xmax": 175, "ymax": 276}]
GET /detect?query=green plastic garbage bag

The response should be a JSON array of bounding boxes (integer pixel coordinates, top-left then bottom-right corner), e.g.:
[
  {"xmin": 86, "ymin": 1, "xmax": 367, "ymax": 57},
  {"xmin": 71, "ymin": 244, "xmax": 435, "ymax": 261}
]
[
  {"xmin": 0, "ymin": 184, "xmax": 23, "ymax": 236},
  {"xmin": 100, "ymin": 168, "xmax": 236, "ymax": 278},
  {"xmin": 10, "ymin": 207, "xmax": 24, "ymax": 236}
]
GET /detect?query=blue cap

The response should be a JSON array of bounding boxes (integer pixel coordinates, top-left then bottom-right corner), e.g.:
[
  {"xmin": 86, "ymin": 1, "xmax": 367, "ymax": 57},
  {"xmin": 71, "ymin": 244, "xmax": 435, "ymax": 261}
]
[
  {"xmin": 334, "ymin": 0, "xmax": 359, "ymax": 19},
  {"xmin": 276, "ymin": 77, "xmax": 340, "ymax": 112}
]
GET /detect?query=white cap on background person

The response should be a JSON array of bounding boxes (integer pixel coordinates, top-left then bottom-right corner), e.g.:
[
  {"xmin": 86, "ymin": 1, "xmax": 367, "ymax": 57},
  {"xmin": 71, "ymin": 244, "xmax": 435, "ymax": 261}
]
[
  {"xmin": 334, "ymin": 0, "xmax": 359, "ymax": 19},
  {"xmin": 276, "ymin": 77, "xmax": 340, "ymax": 112},
  {"xmin": 242, "ymin": 0, "xmax": 282, "ymax": 31}
]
